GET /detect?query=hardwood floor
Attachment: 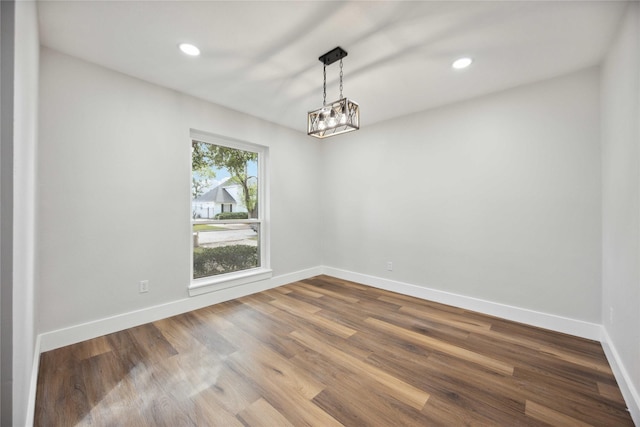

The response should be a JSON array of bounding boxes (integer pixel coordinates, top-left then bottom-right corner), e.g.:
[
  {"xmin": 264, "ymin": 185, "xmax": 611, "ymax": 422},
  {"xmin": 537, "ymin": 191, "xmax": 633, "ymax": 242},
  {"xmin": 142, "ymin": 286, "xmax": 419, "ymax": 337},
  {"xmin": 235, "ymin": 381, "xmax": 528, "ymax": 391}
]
[{"xmin": 35, "ymin": 275, "xmax": 633, "ymax": 426}]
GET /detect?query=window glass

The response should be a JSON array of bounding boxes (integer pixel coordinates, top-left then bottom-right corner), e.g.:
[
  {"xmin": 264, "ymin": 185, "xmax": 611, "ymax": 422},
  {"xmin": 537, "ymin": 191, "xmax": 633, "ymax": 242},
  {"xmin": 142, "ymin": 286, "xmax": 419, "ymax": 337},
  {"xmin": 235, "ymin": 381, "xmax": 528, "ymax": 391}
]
[{"xmin": 192, "ymin": 140, "xmax": 261, "ymax": 279}]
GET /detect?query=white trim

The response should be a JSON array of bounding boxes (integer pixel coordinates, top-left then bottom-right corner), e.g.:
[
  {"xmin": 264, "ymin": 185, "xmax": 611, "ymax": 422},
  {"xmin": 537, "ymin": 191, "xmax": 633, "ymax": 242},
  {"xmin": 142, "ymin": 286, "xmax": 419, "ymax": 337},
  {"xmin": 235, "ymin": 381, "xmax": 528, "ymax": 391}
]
[
  {"xmin": 189, "ymin": 129, "xmax": 271, "ymax": 293},
  {"xmin": 24, "ymin": 334, "xmax": 40, "ymax": 427},
  {"xmin": 189, "ymin": 267, "xmax": 272, "ymax": 296},
  {"xmin": 600, "ymin": 328, "xmax": 640, "ymax": 425},
  {"xmin": 190, "ymin": 129, "xmax": 267, "ymax": 154},
  {"xmin": 39, "ymin": 267, "xmax": 321, "ymax": 352},
  {"xmin": 321, "ymin": 266, "xmax": 602, "ymax": 340}
]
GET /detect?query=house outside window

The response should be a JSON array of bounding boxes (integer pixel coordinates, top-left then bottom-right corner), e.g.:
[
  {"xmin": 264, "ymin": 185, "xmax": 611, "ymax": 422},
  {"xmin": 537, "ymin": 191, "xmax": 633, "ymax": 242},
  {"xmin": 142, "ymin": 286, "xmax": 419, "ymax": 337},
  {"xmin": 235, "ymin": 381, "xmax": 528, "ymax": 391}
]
[
  {"xmin": 193, "ymin": 184, "xmax": 238, "ymax": 219},
  {"xmin": 190, "ymin": 130, "xmax": 271, "ymax": 295}
]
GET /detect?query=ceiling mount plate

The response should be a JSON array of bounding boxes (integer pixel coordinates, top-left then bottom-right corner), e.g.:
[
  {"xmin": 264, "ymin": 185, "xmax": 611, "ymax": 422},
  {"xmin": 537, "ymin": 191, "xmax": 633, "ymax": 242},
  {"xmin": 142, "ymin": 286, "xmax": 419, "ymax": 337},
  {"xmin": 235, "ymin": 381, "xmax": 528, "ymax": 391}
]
[{"xmin": 319, "ymin": 47, "xmax": 348, "ymax": 65}]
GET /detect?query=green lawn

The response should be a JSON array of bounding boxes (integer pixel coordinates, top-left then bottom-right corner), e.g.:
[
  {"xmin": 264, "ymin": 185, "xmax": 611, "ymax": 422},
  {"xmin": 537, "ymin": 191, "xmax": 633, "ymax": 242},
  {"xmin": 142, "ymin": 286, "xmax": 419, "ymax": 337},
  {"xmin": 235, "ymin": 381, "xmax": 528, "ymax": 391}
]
[{"xmin": 193, "ymin": 224, "xmax": 227, "ymax": 232}]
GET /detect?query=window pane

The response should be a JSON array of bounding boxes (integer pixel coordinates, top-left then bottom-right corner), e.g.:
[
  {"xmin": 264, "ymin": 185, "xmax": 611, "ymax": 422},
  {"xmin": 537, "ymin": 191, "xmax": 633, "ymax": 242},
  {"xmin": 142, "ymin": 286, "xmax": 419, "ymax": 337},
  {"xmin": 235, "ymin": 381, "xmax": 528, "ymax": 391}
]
[
  {"xmin": 192, "ymin": 139, "xmax": 262, "ymax": 281},
  {"xmin": 192, "ymin": 222, "xmax": 260, "ymax": 279},
  {"xmin": 192, "ymin": 141, "xmax": 259, "ymax": 220}
]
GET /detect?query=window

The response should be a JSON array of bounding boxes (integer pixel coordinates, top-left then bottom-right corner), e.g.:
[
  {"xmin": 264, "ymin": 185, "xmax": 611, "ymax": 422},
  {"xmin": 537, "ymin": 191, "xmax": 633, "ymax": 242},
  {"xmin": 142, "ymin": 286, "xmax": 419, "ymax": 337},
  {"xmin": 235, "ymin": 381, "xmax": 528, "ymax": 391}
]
[{"xmin": 190, "ymin": 131, "xmax": 270, "ymax": 295}]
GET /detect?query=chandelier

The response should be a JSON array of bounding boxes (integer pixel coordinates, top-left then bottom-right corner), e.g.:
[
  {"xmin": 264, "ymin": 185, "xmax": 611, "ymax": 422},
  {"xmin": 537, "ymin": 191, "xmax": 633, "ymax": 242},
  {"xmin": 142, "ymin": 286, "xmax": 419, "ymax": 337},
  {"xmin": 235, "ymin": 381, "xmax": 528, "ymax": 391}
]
[{"xmin": 307, "ymin": 47, "xmax": 360, "ymax": 139}]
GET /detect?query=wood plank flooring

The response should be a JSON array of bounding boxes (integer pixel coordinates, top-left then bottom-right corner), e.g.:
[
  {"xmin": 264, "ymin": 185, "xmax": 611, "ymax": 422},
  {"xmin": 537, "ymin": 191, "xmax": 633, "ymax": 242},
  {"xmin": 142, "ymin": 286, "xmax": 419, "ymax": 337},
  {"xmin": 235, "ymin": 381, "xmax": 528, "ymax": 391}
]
[{"xmin": 35, "ymin": 275, "xmax": 633, "ymax": 426}]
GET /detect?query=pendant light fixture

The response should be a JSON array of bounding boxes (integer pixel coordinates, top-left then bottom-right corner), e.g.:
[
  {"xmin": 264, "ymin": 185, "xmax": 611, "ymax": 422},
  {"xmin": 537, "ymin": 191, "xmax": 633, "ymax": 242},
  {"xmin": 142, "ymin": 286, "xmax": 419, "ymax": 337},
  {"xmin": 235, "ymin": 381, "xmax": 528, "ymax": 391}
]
[{"xmin": 307, "ymin": 47, "xmax": 360, "ymax": 139}]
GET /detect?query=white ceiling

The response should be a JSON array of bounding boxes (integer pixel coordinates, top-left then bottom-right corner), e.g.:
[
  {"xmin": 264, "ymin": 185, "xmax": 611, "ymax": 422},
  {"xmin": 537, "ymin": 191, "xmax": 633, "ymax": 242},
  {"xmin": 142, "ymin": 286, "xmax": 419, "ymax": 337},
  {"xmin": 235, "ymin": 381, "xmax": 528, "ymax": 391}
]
[{"xmin": 37, "ymin": 1, "xmax": 629, "ymax": 132}]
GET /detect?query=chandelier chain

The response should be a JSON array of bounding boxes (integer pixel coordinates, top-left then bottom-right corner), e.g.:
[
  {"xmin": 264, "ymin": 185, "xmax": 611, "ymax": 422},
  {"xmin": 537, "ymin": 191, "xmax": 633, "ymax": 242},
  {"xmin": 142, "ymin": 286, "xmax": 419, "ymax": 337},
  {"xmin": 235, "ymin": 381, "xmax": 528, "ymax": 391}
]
[
  {"xmin": 339, "ymin": 59, "xmax": 344, "ymax": 99},
  {"xmin": 323, "ymin": 64, "xmax": 327, "ymax": 107}
]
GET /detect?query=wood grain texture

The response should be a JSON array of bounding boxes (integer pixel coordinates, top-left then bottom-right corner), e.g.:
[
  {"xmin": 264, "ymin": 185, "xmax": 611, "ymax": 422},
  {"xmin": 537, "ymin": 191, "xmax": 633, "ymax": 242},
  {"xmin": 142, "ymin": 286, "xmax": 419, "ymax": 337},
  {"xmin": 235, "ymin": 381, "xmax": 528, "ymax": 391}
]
[{"xmin": 35, "ymin": 275, "xmax": 633, "ymax": 426}]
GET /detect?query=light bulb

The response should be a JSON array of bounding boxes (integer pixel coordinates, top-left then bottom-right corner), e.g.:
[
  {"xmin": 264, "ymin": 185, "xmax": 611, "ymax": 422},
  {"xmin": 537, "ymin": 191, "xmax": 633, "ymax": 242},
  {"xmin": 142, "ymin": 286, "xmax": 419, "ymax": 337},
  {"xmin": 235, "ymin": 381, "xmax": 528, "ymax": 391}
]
[{"xmin": 327, "ymin": 114, "xmax": 337, "ymax": 128}]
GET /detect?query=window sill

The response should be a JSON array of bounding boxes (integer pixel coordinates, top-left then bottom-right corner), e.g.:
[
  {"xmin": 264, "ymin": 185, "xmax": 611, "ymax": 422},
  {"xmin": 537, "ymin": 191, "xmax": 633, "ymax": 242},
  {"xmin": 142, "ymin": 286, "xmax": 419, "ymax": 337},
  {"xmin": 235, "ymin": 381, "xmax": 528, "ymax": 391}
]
[{"xmin": 188, "ymin": 267, "xmax": 273, "ymax": 297}]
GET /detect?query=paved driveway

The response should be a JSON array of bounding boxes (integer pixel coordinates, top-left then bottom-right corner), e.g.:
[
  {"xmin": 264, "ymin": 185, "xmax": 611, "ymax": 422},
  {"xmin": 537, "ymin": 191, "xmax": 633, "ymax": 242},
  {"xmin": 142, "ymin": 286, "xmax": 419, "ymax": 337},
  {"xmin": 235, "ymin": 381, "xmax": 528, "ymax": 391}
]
[{"xmin": 195, "ymin": 226, "xmax": 257, "ymax": 248}]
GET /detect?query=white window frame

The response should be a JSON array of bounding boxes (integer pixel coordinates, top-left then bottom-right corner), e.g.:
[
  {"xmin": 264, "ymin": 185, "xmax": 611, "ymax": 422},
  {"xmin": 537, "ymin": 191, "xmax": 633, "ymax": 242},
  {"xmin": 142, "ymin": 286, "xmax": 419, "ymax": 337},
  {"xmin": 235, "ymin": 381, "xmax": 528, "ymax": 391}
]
[{"xmin": 189, "ymin": 130, "xmax": 271, "ymax": 296}]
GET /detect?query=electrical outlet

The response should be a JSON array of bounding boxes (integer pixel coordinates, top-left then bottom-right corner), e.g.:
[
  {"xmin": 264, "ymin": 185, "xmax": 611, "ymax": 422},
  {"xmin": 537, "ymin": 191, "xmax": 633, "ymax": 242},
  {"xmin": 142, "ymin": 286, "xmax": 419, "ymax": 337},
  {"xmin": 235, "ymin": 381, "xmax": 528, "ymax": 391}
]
[
  {"xmin": 386, "ymin": 261, "xmax": 393, "ymax": 271},
  {"xmin": 139, "ymin": 280, "xmax": 149, "ymax": 293}
]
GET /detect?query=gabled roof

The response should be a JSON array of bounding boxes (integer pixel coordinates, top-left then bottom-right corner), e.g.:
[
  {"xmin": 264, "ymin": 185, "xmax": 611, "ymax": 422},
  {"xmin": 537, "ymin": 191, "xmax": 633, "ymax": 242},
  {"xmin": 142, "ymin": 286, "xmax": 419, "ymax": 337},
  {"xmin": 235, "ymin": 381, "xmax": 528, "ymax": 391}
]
[{"xmin": 195, "ymin": 183, "xmax": 237, "ymax": 204}]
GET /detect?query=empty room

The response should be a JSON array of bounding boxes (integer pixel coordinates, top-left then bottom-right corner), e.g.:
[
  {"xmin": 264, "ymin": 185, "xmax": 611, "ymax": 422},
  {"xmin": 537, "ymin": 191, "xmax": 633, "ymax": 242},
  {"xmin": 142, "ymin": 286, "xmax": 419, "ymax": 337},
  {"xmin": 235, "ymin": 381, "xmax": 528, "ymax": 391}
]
[{"xmin": 1, "ymin": 0, "xmax": 639, "ymax": 425}]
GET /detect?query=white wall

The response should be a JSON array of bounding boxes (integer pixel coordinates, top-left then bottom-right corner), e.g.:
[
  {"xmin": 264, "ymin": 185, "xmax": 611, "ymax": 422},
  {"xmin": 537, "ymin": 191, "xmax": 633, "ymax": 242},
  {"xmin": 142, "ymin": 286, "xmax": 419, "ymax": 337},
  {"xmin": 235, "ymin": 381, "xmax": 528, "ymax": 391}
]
[
  {"xmin": 322, "ymin": 68, "xmax": 602, "ymax": 323},
  {"xmin": 38, "ymin": 48, "xmax": 321, "ymax": 333},
  {"xmin": 601, "ymin": 2, "xmax": 640, "ymax": 422},
  {"xmin": 13, "ymin": 1, "xmax": 38, "ymax": 425}
]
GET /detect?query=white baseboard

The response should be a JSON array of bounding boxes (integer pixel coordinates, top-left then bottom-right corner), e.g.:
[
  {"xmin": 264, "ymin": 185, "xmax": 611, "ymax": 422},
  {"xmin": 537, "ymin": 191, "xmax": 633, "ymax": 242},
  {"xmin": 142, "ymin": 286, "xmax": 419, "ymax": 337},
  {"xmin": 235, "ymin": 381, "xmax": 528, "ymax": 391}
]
[
  {"xmin": 601, "ymin": 328, "xmax": 640, "ymax": 426},
  {"xmin": 321, "ymin": 266, "xmax": 602, "ymax": 340},
  {"xmin": 37, "ymin": 265, "xmax": 602, "ymax": 352},
  {"xmin": 38, "ymin": 266, "xmax": 322, "ymax": 353}
]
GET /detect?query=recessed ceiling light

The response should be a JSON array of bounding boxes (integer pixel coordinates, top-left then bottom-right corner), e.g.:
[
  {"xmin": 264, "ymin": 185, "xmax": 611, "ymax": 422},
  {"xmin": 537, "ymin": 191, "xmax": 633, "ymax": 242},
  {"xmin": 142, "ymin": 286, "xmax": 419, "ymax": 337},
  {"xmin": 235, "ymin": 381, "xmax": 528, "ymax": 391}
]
[
  {"xmin": 179, "ymin": 43, "xmax": 200, "ymax": 56},
  {"xmin": 452, "ymin": 57, "xmax": 473, "ymax": 70}
]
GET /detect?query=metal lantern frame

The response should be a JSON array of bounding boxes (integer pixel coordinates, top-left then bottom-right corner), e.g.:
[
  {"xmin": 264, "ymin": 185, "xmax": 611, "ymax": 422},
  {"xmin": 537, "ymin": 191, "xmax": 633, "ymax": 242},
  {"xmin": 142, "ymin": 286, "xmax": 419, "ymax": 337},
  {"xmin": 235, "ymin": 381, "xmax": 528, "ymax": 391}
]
[{"xmin": 307, "ymin": 47, "xmax": 360, "ymax": 139}]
